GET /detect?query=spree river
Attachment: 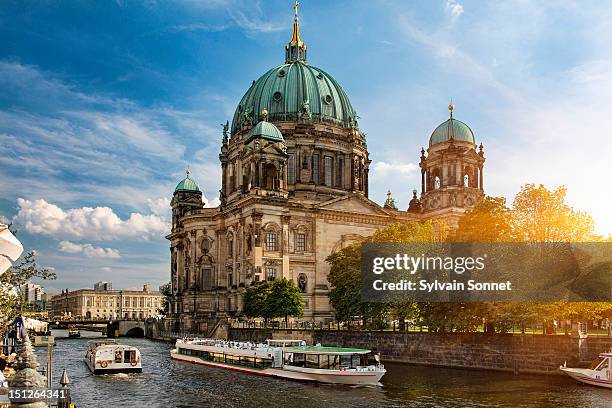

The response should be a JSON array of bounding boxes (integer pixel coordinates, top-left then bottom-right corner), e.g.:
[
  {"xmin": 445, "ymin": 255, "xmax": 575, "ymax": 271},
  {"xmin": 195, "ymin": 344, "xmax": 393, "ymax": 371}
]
[{"xmin": 35, "ymin": 330, "xmax": 610, "ymax": 408}]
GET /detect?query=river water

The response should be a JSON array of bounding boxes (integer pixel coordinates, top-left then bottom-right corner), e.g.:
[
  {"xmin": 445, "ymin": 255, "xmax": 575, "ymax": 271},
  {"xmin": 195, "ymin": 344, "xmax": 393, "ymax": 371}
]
[{"xmin": 34, "ymin": 330, "xmax": 610, "ymax": 408}]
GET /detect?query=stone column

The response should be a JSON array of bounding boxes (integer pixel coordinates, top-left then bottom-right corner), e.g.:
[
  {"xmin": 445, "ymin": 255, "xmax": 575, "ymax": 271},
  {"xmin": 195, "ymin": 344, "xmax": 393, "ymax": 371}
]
[
  {"xmin": 421, "ymin": 170, "xmax": 425, "ymax": 194},
  {"xmin": 281, "ymin": 214, "xmax": 291, "ymax": 279}
]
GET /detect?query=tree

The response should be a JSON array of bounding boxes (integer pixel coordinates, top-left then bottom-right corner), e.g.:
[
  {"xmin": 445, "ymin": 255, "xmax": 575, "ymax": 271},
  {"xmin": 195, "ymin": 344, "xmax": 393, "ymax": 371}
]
[
  {"xmin": 327, "ymin": 221, "xmax": 442, "ymax": 328},
  {"xmin": 267, "ymin": 278, "xmax": 303, "ymax": 325},
  {"xmin": 243, "ymin": 281, "xmax": 273, "ymax": 323},
  {"xmin": 158, "ymin": 282, "xmax": 172, "ymax": 314},
  {"xmin": 1, "ymin": 249, "xmax": 56, "ymax": 333},
  {"xmin": 512, "ymin": 184, "xmax": 595, "ymax": 242},
  {"xmin": 452, "ymin": 196, "xmax": 514, "ymax": 242}
]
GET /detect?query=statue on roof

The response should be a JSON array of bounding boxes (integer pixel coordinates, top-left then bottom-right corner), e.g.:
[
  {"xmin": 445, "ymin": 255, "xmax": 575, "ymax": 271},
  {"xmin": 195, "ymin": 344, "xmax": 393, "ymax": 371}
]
[{"xmin": 384, "ymin": 190, "xmax": 398, "ymax": 210}]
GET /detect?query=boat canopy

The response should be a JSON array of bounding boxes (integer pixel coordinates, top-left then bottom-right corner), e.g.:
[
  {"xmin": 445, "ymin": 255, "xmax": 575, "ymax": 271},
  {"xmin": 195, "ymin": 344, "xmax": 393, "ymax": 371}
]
[{"xmin": 267, "ymin": 339, "xmax": 306, "ymax": 347}]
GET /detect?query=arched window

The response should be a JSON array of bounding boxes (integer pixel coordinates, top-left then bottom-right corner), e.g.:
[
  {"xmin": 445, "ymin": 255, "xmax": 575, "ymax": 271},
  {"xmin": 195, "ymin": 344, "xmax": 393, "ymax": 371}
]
[
  {"xmin": 435, "ymin": 176, "xmax": 441, "ymax": 190},
  {"xmin": 227, "ymin": 236, "xmax": 233, "ymax": 258},
  {"xmin": 464, "ymin": 174, "xmax": 469, "ymax": 187}
]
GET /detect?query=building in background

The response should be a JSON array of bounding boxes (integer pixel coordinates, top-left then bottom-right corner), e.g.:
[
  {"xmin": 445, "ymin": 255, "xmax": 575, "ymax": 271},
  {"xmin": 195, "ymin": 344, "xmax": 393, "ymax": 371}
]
[
  {"xmin": 19, "ymin": 282, "xmax": 45, "ymax": 311},
  {"xmin": 167, "ymin": 4, "xmax": 486, "ymax": 330},
  {"xmin": 94, "ymin": 281, "xmax": 113, "ymax": 291},
  {"xmin": 49, "ymin": 284, "xmax": 162, "ymax": 320}
]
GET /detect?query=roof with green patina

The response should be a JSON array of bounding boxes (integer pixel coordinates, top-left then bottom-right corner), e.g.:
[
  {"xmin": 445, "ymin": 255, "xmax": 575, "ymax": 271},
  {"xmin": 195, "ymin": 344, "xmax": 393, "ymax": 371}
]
[
  {"xmin": 174, "ymin": 176, "xmax": 200, "ymax": 192},
  {"xmin": 244, "ymin": 120, "xmax": 284, "ymax": 144},
  {"xmin": 231, "ymin": 62, "xmax": 357, "ymax": 135},
  {"xmin": 429, "ymin": 117, "xmax": 475, "ymax": 146}
]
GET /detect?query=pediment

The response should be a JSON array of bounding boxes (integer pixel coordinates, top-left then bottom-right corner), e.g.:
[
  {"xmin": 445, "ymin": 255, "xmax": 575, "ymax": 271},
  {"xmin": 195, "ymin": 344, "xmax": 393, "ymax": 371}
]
[{"xmin": 317, "ymin": 194, "xmax": 391, "ymax": 216}]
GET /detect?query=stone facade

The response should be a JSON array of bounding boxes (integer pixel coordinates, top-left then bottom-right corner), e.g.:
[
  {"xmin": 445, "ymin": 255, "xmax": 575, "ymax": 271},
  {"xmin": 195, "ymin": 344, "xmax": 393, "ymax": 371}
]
[
  {"xmin": 228, "ymin": 328, "xmax": 612, "ymax": 374},
  {"xmin": 49, "ymin": 285, "xmax": 162, "ymax": 320},
  {"xmin": 166, "ymin": 8, "xmax": 486, "ymax": 331}
]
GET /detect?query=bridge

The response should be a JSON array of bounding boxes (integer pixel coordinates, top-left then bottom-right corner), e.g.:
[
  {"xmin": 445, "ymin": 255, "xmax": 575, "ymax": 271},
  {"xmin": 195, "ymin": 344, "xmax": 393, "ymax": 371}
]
[{"xmin": 48, "ymin": 319, "xmax": 147, "ymax": 337}]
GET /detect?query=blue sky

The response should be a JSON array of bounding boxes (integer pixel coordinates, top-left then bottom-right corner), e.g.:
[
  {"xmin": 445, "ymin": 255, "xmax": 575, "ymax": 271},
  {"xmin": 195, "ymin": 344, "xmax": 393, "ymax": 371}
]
[{"xmin": 1, "ymin": 0, "xmax": 611, "ymax": 292}]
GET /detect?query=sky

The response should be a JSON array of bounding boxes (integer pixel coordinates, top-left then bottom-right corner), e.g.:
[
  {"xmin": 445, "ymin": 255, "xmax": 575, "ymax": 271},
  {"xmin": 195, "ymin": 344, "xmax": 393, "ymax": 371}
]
[{"xmin": 1, "ymin": 0, "xmax": 611, "ymax": 292}]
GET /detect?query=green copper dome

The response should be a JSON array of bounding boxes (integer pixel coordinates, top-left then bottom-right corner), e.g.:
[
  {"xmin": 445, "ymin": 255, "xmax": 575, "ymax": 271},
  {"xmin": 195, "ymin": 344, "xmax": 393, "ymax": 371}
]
[
  {"xmin": 174, "ymin": 174, "xmax": 200, "ymax": 193},
  {"xmin": 244, "ymin": 120, "xmax": 284, "ymax": 144},
  {"xmin": 429, "ymin": 117, "xmax": 475, "ymax": 146},
  {"xmin": 231, "ymin": 62, "xmax": 357, "ymax": 135}
]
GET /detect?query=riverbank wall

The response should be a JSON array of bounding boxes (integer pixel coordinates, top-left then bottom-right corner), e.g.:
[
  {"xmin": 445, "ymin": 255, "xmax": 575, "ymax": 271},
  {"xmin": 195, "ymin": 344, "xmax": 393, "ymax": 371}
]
[{"xmin": 227, "ymin": 328, "xmax": 612, "ymax": 374}]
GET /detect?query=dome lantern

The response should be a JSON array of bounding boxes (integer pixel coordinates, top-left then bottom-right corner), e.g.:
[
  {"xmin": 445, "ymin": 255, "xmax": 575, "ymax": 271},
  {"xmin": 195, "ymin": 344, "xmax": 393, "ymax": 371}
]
[{"xmin": 286, "ymin": 0, "xmax": 307, "ymax": 63}]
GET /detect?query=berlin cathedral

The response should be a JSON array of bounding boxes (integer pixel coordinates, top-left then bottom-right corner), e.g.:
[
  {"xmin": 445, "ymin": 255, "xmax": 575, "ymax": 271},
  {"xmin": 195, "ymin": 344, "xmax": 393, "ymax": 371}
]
[{"xmin": 166, "ymin": 3, "xmax": 486, "ymax": 331}]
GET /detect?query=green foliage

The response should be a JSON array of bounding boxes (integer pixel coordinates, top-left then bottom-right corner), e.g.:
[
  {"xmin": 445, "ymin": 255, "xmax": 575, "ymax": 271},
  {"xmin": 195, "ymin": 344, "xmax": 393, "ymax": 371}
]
[
  {"xmin": 327, "ymin": 221, "xmax": 439, "ymax": 327},
  {"xmin": 243, "ymin": 279, "xmax": 303, "ymax": 323},
  {"xmin": 1, "ymin": 250, "xmax": 56, "ymax": 331},
  {"xmin": 452, "ymin": 196, "xmax": 513, "ymax": 242},
  {"xmin": 243, "ymin": 281, "xmax": 272, "ymax": 320},
  {"xmin": 325, "ymin": 183, "xmax": 610, "ymax": 332},
  {"xmin": 158, "ymin": 282, "xmax": 172, "ymax": 314},
  {"xmin": 267, "ymin": 278, "xmax": 304, "ymax": 323}
]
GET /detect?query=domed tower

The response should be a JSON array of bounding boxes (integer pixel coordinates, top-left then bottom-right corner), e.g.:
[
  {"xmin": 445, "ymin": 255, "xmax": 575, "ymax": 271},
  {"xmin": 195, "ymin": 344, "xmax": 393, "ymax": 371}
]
[
  {"xmin": 419, "ymin": 103, "xmax": 485, "ymax": 224},
  {"xmin": 241, "ymin": 115, "xmax": 289, "ymax": 195},
  {"xmin": 171, "ymin": 170, "xmax": 203, "ymax": 231},
  {"xmin": 220, "ymin": 1, "xmax": 369, "ymax": 207}
]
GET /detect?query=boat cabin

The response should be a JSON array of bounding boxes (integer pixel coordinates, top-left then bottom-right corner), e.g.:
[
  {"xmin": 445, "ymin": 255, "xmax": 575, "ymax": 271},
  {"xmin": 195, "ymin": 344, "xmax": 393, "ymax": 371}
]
[{"xmin": 282, "ymin": 346, "xmax": 372, "ymax": 370}]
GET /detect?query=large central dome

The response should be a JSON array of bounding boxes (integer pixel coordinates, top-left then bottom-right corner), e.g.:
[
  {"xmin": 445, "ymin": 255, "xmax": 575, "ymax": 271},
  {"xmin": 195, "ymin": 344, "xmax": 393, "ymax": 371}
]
[
  {"xmin": 230, "ymin": 63, "xmax": 357, "ymax": 135},
  {"xmin": 230, "ymin": 4, "xmax": 357, "ymax": 135}
]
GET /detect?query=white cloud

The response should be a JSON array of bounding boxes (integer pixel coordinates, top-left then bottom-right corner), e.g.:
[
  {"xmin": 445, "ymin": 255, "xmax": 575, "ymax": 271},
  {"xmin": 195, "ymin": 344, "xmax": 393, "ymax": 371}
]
[
  {"xmin": 14, "ymin": 198, "xmax": 169, "ymax": 241},
  {"xmin": 445, "ymin": 0, "xmax": 464, "ymax": 19},
  {"xmin": 147, "ymin": 197, "xmax": 171, "ymax": 218},
  {"xmin": 100, "ymin": 267, "xmax": 112, "ymax": 272},
  {"xmin": 371, "ymin": 161, "xmax": 418, "ymax": 176},
  {"xmin": 227, "ymin": 8, "xmax": 285, "ymax": 34},
  {"xmin": 59, "ymin": 241, "xmax": 121, "ymax": 258}
]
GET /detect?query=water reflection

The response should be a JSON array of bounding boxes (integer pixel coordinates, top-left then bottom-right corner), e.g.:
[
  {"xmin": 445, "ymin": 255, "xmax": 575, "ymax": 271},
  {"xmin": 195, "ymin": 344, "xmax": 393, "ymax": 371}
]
[{"xmin": 32, "ymin": 331, "xmax": 610, "ymax": 408}]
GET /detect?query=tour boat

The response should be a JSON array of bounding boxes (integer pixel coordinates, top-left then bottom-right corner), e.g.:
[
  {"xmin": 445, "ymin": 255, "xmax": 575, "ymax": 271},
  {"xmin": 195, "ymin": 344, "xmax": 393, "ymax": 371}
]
[
  {"xmin": 85, "ymin": 339, "xmax": 142, "ymax": 374},
  {"xmin": 170, "ymin": 338, "xmax": 385, "ymax": 386},
  {"xmin": 68, "ymin": 327, "xmax": 80, "ymax": 338},
  {"xmin": 560, "ymin": 351, "xmax": 612, "ymax": 388}
]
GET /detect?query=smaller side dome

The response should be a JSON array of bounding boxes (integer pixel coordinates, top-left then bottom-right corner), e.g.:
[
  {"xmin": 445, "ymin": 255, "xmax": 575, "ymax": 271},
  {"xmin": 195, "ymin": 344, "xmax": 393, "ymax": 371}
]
[
  {"xmin": 244, "ymin": 121, "xmax": 285, "ymax": 145},
  {"xmin": 429, "ymin": 118, "xmax": 475, "ymax": 146},
  {"xmin": 175, "ymin": 170, "xmax": 200, "ymax": 193}
]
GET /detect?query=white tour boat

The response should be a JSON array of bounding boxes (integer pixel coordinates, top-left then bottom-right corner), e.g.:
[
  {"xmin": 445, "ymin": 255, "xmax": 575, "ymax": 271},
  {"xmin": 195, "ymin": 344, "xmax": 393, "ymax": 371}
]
[
  {"xmin": 560, "ymin": 351, "xmax": 612, "ymax": 388},
  {"xmin": 85, "ymin": 339, "xmax": 142, "ymax": 374},
  {"xmin": 170, "ymin": 338, "xmax": 385, "ymax": 386}
]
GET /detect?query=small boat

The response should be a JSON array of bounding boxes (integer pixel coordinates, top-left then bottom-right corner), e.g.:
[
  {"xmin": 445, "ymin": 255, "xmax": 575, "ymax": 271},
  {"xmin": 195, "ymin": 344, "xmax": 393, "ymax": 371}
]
[
  {"xmin": 68, "ymin": 327, "xmax": 80, "ymax": 338},
  {"xmin": 85, "ymin": 340, "xmax": 142, "ymax": 374},
  {"xmin": 560, "ymin": 351, "xmax": 612, "ymax": 388},
  {"xmin": 170, "ymin": 338, "xmax": 385, "ymax": 386}
]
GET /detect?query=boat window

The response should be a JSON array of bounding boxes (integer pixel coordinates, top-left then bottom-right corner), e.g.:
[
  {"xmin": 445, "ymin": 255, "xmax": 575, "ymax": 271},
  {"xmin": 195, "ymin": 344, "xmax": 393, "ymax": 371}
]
[
  {"xmin": 318, "ymin": 355, "xmax": 330, "ymax": 369},
  {"xmin": 340, "ymin": 355, "xmax": 351, "ymax": 368},
  {"xmin": 352, "ymin": 354, "xmax": 361, "ymax": 368},
  {"xmin": 124, "ymin": 350, "xmax": 136, "ymax": 362},
  {"xmin": 292, "ymin": 353, "xmax": 305, "ymax": 367},
  {"xmin": 361, "ymin": 354, "xmax": 369, "ymax": 366},
  {"xmin": 329, "ymin": 355, "xmax": 339, "ymax": 370},
  {"xmin": 115, "ymin": 350, "xmax": 122, "ymax": 363},
  {"xmin": 305, "ymin": 354, "xmax": 319, "ymax": 369},
  {"xmin": 595, "ymin": 358, "xmax": 609, "ymax": 371},
  {"xmin": 284, "ymin": 352, "xmax": 293, "ymax": 365}
]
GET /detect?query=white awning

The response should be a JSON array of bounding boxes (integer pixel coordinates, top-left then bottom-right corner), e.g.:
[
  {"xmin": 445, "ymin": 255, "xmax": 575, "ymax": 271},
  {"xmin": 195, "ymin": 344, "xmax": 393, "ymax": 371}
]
[{"xmin": 0, "ymin": 224, "xmax": 23, "ymax": 274}]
